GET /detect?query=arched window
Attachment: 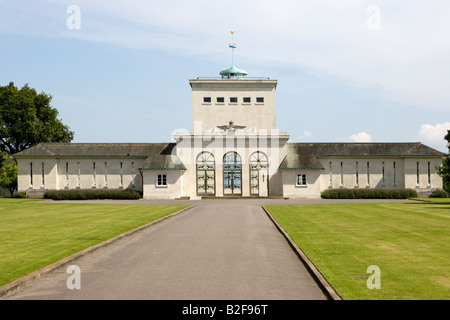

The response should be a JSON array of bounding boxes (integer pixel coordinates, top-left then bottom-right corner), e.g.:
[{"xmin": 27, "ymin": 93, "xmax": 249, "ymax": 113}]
[
  {"xmin": 223, "ymin": 152, "xmax": 242, "ymax": 196},
  {"xmin": 196, "ymin": 151, "xmax": 215, "ymax": 195},
  {"xmin": 249, "ymin": 151, "xmax": 268, "ymax": 169}
]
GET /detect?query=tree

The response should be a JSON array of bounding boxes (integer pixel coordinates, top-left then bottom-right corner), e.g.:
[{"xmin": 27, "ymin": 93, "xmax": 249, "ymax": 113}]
[
  {"xmin": 0, "ymin": 153, "xmax": 17, "ymax": 196},
  {"xmin": 0, "ymin": 82, "xmax": 74, "ymax": 155},
  {"xmin": 437, "ymin": 130, "xmax": 450, "ymax": 193}
]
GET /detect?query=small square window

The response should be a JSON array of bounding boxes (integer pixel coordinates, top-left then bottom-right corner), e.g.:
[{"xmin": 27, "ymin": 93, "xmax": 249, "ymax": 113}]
[
  {"xmin": 216, "ymin": 97, "xmax": 224, "ymax": 103},
  {"xmin": 203, "ymin": 97, "xmax": 211, "ymax": 103},
  {"xmin": 230, "ymin": 97, "xmax": 238, "ymax": 103},
  {"xmin": 256, "ymin": 97, "xmax": 264, "ymax": 103},
  {"xmin": 296, "ymin": 174, "xmax": 307, "ymax": 186},
  {"xmin": 157, "ymin": 174, "xmax": 167, "ymax": 187},
  {"xmin": 243, "ymin": 97, "xmax": 251, "ymax": 103}
]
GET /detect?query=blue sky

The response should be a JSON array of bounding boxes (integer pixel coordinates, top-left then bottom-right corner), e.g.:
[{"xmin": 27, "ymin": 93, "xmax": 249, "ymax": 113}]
[{"xmin": 1, "ymin": 0, "xmax": 449, "ymax": 152}]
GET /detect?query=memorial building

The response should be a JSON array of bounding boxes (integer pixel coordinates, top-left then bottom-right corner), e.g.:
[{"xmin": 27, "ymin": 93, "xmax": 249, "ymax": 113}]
[{"xmin": 14, "ymin": 34, "xmax": 444, "ymax": 199}]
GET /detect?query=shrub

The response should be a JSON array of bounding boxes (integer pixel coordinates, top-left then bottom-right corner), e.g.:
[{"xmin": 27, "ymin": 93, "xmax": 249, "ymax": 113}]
[
  {"xmin": 44, "ymin": 189, "xmax": 142, "ymax": 200},
  {"xmin": 429, "ymin": 189, "xmax": 448, "ymax": 198},
  {"xmin": 12, "ymin": 191, "xmax": 27, "ymax": 198},
  {"xmin": 321, "ymin": 188, "xmax": 418, "ymax": 199}
]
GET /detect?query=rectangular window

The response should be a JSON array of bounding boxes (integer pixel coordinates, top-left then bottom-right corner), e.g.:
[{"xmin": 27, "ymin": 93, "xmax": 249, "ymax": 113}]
[
  {"xmin": 203, "ymin": 97, "xmax": 211, "ymax": 103},
  {"xmin": 230, "ymin": 97, "xmax": 238, "ymax": 103},
  {"xmin": 104, "ymin": 162, "xmax": 108, "ymax": 187},
  {"xmin": 256, "ymin": 97, "xmax": 264, "ymax": 103},
  {"xmin": 216, "ymin": 97, "xmax": 224, "ymax": 103},
  {"xmin": 416, "ymin": 161, "xmax": 420, "ymax": 185},
  {"xmin": 329, "ymin": 162, "xmax": 332, "ymax": 186},
  {"xmin": 427, "ymin": 161, "xmax": 431, "ymax": 185},
  {"xmin": 30, "ymin": 162, "xmax": 33, "ymax": 186},
  {"xmin": 355, "ymin": 162, "xmax": 359, "ymax": 186},
  {"xmin": 340, "ymin": 162, "xmax": 344, "ymax": 186},
  {"xmin": 393, "ymin": 162, "xmax": 396, "ymax": 185},
  {"xmin": 120, "ymin": 162, "xmax": 123, "ymax": 187},
  {"xmin": 41, "ymin": 162, "xmax": 45, "ymax": 187},
  {"xmin": 157, "ymin": 174, "xmax": 167, "ymax": 187},
  {"xmin": 65, "ymin": 162, "xmax": 69, "ymax": 187},
  {"xmin": 296, "ymin": 174, "xmax": 307, "ymax": 186},
  {"xmin": 367, "ymin": 162, "xmax": 370, "ymax": 186},
  {"xmin": 93, "ymin": 162, "xmax": 96, "ymax": 187},
  {"xmin": 77, "ymin": 162, "xmax": 80, "ymax": 187},
  {"xmin": 243, "ymin": 97, "xmax": 251, "ymax": 103},
  {"xmin": 382, "ymin": 162, "xmax": 385, "ymax": 184},
  {"xmin": 131, "ymin": 162, "xmax": 135, "ymax": 185}
]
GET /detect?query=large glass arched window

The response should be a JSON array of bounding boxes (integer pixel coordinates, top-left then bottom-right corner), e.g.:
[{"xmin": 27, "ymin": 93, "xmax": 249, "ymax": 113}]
[
  {"xmin": 223, "ymin": 152, "xmax": 242, "ymax": 195},
  {"xmin": 249, "ymin": 151, "xmax": 269, "ymax": 196},
  {"xmin": 196, "ymin": 151, "xmax": 215, "ymax": 196}
]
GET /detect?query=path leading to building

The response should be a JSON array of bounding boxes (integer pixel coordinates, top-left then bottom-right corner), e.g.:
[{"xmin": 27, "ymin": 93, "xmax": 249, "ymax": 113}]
[{"xmin": 1, "ymin": 199, "xmax": 357, "ymax": 300}]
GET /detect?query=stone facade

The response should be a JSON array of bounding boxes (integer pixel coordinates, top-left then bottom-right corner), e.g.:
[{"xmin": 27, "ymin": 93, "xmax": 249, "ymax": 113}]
[
  {"xmin": 190, "ymin": 78, "xmax": 278, "ymax": 131},
  {"xmin": 281, "ymin": 156, "xmax": 444, "ymax": 199},
  {"xmin": 17, "ymin": 158, "xmax": 145, "ymax": 193}
]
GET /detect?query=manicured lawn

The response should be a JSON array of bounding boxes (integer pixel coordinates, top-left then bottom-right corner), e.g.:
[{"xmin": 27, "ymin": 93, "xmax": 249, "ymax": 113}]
[
  {"xmin": 0, "ymin": 198, "xmax": 189, "ymax": 287},
  {"xmin": 266, "ymin": 201, "xmax": 450, "ymax": 300}
]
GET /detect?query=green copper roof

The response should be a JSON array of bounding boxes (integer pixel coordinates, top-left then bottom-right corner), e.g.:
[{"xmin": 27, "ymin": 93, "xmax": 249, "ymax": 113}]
[{"xmin": 219, "ymin": 65, "xmax": 248, "ymax": 78}]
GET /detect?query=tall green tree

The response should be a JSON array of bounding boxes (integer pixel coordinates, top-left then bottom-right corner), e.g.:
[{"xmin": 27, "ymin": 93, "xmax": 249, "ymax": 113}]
[
  {"xmin": 0, "ymin": 82, "xmax": 74, "ymax": 154},
  {"xmin": 437, "ymin": 130, "xmax": 450, "ymax": 193},
  {"xmin": 0, "ymin": 153, "xmax": 17, "ymax": 196}
]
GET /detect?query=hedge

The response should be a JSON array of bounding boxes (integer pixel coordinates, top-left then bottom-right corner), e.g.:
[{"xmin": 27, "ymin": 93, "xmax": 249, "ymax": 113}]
[
  {"xmin": 429, "ymin": 189, "xmax": 448, "ymax": 198},
  {"xmin": 44, "ymin": 189, "xmax": 142, "ymax": 200},
  {"xmin": 321, "ymin": 188, "xmax": 418, "ymax": 199},
  {"xmin": 12, "ymin": 191, "xmax": 27, "ymax": 198}
]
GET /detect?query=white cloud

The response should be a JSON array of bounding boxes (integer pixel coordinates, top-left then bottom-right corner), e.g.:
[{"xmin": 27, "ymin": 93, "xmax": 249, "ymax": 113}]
[
  {"xmin": 4, "ymin": 1, "xmax": 450, "ymax": 111},
  {"xmin": 417, "ymin": 122, "xmax": 450, "ymax": 152},
  {"xmin": 293, "ymin": 130, "xmax": 313, "ymax": 142},
  {"xmin": 349, "ymin": 132, "xmax": 372, "ymax": 142},
  {"xmin": 69, "ymin": 1, "xmax": 450, "ymax": 112}
]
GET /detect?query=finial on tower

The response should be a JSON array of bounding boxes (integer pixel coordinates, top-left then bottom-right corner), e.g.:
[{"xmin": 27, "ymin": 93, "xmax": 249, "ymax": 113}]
[
  {"xmin": 220, "ymin": 30, "xmax": 248, "ymax": 79},
  {"xmin": 229, "ymin": 30, "xmax": 236, "ymax": 66}
]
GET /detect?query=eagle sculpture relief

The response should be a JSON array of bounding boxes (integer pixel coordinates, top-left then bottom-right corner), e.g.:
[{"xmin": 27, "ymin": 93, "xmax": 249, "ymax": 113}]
[{"xmin": 217, "ymin": 120, "xmax": 246, "ymax": 131}]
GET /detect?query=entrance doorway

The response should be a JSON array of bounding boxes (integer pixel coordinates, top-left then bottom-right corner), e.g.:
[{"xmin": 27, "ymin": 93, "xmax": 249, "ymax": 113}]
[
  {"xmin": 249, "ymin": 151, "xmax": 269, "ymax": 197},
  {"xmin": 223, "ymin": 152, "xmax": 242, "ymax": 196},
  {"xmin": 196, "ymin": 151, "xmax": 215, "ymax": 196}
]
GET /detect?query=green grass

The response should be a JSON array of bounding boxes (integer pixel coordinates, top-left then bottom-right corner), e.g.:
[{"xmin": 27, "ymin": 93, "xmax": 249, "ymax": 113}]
[
  {"xmin": 0, "ymin": 198, "xmax": 189, "ymax": 287},
  {"xmin": 266, "ymin": 202, "xmax": 450, "ymax": 300}
]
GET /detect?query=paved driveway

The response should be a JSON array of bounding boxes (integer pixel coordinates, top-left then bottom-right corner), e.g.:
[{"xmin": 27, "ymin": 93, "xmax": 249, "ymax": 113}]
[{"xmin": 4, "ymin": 198, "xmax": 409, "ymax": 300}]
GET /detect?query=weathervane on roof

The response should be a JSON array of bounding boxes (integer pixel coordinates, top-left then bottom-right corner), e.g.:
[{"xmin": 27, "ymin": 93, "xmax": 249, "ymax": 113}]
[
  {"xmin": 219, "ymin": 30, "xmax": 248, "ymax": 79},
  {"xmin": 229, "ymin": 30, "xmax": 237, "ymax": 67}
]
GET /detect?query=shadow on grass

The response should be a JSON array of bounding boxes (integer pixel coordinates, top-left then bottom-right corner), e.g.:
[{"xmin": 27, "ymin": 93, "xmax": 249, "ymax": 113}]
[{"xmin": 406, "ymin": 198, "xmax": 450, "ymax": 206}]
